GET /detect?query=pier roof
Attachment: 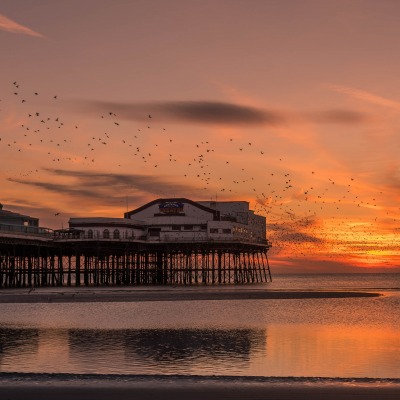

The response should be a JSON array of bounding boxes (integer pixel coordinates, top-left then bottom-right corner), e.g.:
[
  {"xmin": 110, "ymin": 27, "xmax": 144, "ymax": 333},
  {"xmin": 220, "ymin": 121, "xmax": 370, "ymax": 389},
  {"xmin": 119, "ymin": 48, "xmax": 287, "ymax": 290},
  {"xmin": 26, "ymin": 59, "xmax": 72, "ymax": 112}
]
[
  {"xmin": 124, "ymin": 198, "xmax": 220, "ymax": 219},
  {"xmin": 0, "ymin": 205, "xmax": 39, "ymax": 226}
]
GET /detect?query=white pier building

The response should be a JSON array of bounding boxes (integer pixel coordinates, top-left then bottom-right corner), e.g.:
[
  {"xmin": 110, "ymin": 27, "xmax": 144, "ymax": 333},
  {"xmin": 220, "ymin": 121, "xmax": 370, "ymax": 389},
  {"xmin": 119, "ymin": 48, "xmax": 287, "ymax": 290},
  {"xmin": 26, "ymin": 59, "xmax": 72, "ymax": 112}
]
[{"xmin": 68, "ymin": 198, "xmax": 267, "ymax": 245}]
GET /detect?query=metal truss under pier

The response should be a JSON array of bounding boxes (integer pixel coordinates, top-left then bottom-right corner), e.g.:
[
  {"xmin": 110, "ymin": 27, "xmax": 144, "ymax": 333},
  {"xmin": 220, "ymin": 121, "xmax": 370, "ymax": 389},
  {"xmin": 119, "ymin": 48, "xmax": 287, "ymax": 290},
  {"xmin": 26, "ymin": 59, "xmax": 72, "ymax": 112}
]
[{"xmin": 0, "ymin": 238, "xmax": 272, "ymax": 288}]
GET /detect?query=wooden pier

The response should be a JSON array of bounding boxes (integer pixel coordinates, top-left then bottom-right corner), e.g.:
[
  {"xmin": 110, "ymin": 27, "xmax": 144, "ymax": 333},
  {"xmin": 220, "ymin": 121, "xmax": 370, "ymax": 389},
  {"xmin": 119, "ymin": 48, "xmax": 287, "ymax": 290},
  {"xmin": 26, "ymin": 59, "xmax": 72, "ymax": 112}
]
[{"xmin": 0, "ymin": 234, "xmax": 272, "ymax": 288}]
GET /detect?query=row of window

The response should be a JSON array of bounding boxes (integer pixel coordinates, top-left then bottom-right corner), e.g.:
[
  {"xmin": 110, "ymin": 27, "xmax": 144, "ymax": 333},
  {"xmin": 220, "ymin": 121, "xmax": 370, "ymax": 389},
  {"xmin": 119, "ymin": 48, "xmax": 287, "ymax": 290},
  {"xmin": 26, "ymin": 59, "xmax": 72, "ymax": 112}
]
[
  {"xmin": 210, "ymin": 228, "xmax": 232, "ymax": 234},
  {"xmin": 171, "ymin": 226, "xmax": 232, "ymax": 234},
  {"xmin": 87, "ymin": 229, "xmax": 120, "ymax": 239},
  {"xmin": 171, "ymin": 225, "xmax": 207, "ymax": 231},
  {"xmin": 87, "ymin": 227, "xmax": 232, "ymax": 239}
]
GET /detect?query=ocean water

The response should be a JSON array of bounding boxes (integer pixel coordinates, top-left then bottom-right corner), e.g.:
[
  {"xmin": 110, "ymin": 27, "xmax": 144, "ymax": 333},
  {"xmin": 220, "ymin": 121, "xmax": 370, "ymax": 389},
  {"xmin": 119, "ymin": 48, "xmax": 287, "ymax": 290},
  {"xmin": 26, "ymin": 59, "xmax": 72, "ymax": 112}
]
[{"xmin": 0, "ymin": 273, "xmax": 399, "ymax": 379}]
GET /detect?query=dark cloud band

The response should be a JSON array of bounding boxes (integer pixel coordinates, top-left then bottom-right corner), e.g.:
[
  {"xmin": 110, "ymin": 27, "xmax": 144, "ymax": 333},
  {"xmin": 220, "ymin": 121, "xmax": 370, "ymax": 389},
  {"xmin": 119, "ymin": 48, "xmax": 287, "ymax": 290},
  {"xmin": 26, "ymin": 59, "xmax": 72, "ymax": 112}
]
[
  {"xmin": 75, "ymin": 100, "xmax": 284, "ymax": 125},
  {"xmin": 8, "ymin": 169, "xmax": 200, "ymax": 205},
  {"xmin": 312, "ymin": 110, "xmax": 369, "ymax": 124},
  {"xmin": 73, "ymin": 99, "xmax": 368, "ymax": 126}
]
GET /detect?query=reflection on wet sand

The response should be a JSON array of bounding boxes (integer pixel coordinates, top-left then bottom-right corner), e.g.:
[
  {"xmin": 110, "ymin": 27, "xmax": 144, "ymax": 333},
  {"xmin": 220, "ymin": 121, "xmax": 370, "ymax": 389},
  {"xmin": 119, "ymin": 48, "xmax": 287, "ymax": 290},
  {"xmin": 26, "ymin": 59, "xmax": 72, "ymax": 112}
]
[
  {"xmin": 0, "ymin": 327, "xmax": 266, "ymax": 375},
  {"xmin": 68, "ymin": 328, "xmax": 266, "ymax": 374},
  {"xmin": 1, "ymin": 322, "xmax": 400, "ymax": 378},
  {"xmin": 0, "ymin": 328, "xmax": 39, "ymax": 359}
]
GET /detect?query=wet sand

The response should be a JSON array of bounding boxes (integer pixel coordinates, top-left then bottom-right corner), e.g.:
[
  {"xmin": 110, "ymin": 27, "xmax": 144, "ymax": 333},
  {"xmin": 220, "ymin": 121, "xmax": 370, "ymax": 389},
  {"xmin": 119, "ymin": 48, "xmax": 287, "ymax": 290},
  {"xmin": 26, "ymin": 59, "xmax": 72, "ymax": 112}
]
[
  {"xmin": 0, "ymin": 286, "xmax": 388, "ymax": 399},
  {"xmin": 0, "ymin": 290, "xmax": 393, "ymax": 399},
  {"xmin": 0, "ymin": 375, "xmax": 399, "ymax": 400},
  {"xmin": 0, "ymin": 286, "xmax": 381, "ymax": 303}
]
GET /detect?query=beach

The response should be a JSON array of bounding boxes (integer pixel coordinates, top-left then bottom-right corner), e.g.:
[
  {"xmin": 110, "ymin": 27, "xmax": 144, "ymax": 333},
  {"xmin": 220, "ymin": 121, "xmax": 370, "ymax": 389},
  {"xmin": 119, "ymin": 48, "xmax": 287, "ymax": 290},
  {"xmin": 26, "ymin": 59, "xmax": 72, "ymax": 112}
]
[
  {"xmin": 1, "ymin": 374, "xmax": 400, "ymax": 400},
  {"xmin": 0, "ymin": 286, "xmax": 381, "ymax": 303},
  {"xmin": 0, "ymin": 275, "xmax": 398, "ymax": 399}
]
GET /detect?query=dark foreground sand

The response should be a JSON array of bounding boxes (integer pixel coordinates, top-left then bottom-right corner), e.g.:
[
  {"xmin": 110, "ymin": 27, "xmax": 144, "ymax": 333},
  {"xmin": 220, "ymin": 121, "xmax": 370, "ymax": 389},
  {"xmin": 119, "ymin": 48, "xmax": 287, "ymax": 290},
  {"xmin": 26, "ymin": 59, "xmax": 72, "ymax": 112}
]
[
  {"xmin": 0, "ymin": 286, "xmax": 381, "ymax": 303},
  {"xmin": 0, "ymin": 375, "xmax": 399, "ymax": 400}
]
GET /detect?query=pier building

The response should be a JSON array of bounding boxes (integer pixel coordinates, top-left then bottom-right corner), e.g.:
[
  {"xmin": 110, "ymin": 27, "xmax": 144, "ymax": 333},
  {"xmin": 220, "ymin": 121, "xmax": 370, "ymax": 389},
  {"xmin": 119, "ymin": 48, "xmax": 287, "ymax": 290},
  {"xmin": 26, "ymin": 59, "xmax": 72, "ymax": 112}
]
[
  {"xmin": 0, "ymin": 203, "xmax": 39, "ymax": 227},
  {"xmin": 0, "ymin": 203, "xmax": 52, "ymax": 239},
  {"xmin": 0, "ymin": 198, "xmax": 272, "ymax": 287}
]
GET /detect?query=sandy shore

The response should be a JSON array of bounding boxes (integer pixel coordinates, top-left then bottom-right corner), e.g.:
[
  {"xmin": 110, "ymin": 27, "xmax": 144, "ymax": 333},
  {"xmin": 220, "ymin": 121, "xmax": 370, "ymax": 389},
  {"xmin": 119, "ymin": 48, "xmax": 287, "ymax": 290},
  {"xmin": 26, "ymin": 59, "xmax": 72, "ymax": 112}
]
[
  {"xmin": 0, "ymin": 286, "xmax": 381, "ymax": 303},
  {"xmin": 0, "ymin": 375, "xmax": 399, "ymax": 400}
]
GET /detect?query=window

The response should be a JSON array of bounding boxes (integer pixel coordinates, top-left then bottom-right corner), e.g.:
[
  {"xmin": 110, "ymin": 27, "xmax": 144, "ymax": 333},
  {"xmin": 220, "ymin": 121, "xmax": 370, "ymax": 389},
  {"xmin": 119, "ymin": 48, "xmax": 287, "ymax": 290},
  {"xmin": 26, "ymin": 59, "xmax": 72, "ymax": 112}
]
[
  {"xmin": 149, "ymin": 228, "xmax": 161, "ymax": 237},
  {"xmin": 210, "ymin": 228, "xmax": 219, "ymax": 234},
  {"xmin": 200, "ymin": 224, "xmax": 207, "ymax": 230},
  {"xmin": 103, "ymin": 229, "xmax": 110, "ymax": 239},
  {"xmin": 113, "ymin": 229, "xmax": 120, "ymax": 239},
  {"xmin": 222, "ymin": 229, "xmax": 232, "ymax": 234},
  {"xmin": 172, "ymin": 225, "xmax": 181, "ymax": 231},
  {"xmin": 87, "ymin": 229, "xmax": 93, "ymax": 239},
  {"xmin": 184, "ymin": 225, "xmax": 193, "ymax": 230}
]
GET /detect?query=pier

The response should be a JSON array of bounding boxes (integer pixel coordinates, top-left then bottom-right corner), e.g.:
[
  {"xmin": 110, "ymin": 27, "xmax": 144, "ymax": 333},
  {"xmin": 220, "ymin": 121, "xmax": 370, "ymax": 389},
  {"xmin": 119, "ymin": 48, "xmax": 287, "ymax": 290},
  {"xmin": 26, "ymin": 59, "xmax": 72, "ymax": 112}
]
[
  {"xmin": 0, "ymin": 231, "xmax": 271, "ymax": 288},
  {"xmin": 0, "ymin": 198, "xmax": 272, "ymax": 287}
]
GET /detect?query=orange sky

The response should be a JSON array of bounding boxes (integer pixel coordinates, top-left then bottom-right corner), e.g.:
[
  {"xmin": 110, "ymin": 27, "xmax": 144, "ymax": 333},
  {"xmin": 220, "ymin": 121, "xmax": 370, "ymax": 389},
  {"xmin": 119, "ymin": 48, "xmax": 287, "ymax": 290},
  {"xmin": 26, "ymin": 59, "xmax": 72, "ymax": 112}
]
[{"xmin": 1, "ymin": 0, "xmax": 400, "ymax": 273}]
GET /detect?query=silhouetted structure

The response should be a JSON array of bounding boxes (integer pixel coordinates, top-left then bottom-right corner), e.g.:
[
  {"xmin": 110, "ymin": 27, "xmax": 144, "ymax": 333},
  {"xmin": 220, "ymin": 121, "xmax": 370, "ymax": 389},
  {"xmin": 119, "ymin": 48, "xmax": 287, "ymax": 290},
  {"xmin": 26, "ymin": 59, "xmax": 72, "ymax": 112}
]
[{"xmin": 0, "ymin": 199, "xmax": 272, "ymax": 287}]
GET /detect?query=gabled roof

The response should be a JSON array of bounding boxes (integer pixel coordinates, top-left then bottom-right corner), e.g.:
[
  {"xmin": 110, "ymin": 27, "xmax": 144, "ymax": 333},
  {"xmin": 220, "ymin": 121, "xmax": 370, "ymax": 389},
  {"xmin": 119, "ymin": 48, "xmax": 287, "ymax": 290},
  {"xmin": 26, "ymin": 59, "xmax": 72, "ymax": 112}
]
[
  {"xmin": 0, "ymin": 209, "xmax": 38, "ymax": 221},
  {"xmin": 124, "ymin": 198, "xmax": 220, "ymax": 219}
]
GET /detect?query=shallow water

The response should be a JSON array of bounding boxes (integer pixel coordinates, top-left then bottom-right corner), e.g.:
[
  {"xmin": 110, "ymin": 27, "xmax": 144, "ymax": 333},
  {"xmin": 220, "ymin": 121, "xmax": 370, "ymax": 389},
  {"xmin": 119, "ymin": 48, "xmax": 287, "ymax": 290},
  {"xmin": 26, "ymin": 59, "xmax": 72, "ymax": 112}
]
[{"xmin": 0, "ymin": 274, "xmax": 399, "ymax": 378}]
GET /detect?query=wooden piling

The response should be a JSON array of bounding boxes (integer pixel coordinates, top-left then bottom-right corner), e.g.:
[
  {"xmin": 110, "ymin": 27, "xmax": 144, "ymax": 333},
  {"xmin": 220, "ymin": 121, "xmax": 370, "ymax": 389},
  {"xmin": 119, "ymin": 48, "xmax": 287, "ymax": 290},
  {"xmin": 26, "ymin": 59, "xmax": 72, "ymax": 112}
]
[{"xmin": 0, "ymin": 237, "xmax": 272, "ymax": 287}]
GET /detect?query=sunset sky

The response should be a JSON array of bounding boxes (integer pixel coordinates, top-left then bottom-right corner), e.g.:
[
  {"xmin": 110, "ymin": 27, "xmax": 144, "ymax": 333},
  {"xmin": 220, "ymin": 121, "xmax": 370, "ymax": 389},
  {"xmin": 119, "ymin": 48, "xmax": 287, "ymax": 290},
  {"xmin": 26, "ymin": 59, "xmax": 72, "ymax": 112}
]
[{"xmin": 1, "ymin": 0, "xmax": 400, "ymax": 273}]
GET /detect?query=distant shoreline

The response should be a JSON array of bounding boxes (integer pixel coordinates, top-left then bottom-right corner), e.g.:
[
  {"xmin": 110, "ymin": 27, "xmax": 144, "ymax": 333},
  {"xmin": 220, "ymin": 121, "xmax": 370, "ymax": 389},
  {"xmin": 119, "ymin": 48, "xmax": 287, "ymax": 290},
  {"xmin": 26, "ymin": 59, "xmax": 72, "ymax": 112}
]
[
  {"xmin": 0, "ymin": 286, "xmax": 381, "ymax": 303},
  {"xmin": 0, "ymin": 373, "xmax": 399, "ymax": 400}
]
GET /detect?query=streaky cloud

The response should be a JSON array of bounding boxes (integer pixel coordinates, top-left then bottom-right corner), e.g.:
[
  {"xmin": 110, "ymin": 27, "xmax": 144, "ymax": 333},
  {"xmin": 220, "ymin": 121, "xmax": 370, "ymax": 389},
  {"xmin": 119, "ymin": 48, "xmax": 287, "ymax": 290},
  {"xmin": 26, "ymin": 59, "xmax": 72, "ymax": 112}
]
[
  {"xmin": 0, "ymin": 13, "xmax": 45, "ymax": 38},
  {"xmin": 268, "ymin": 216, "xmax": 323, "ymax": 246},
  {"xmin": 44, "ymin": 169, "xmax": 200, "ymax": 193},
  {"xmin": 8, "ymin": 178, "xmax": 103, "ymax": 201},
  {"xmin": 311, "ymin": 109, "xmax": 369, "ymax": 124},
  {"xmin": 326, "ymin": 84, "xmax": 400, "ymax": 111},
  {"xmin": 74, "ymin": 99, "xmax": 370, "ymax": 127},
  {"xmin": 8, "ymin": 169, "xmax": 200, "ymax": 205},
  {"xmin": 158, "ymin": 101, "xmax": 281, "ymax": 125},
  {"xmin": 75, "ymin": 100, "xmax": 284, "ymax": 125}
]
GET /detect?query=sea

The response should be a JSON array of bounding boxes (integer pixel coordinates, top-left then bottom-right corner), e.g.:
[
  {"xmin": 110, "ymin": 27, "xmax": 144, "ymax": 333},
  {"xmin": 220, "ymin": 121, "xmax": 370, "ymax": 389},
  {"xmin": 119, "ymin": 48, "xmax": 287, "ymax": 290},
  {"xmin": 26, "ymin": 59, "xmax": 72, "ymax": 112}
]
[{"xmin": 0, "ymin": 273, "xmax": 399, "ymax": 380}]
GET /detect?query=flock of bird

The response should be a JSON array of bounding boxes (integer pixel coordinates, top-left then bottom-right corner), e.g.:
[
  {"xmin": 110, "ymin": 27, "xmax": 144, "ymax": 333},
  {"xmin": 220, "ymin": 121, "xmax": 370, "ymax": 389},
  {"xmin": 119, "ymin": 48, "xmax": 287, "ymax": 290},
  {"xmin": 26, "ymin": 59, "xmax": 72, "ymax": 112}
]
[{"xmin": 1, "ymin": 80, "xmax": 398, "ymax": 265}]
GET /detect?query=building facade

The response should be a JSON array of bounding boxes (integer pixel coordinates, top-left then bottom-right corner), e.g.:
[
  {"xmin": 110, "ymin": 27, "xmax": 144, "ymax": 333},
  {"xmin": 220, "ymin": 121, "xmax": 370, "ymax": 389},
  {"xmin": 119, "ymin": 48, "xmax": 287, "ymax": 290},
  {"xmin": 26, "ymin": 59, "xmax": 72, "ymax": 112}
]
[
  {"xmin": 68, "ymin": 217, "xmax": 146, "ymax": 240},
  {"xmin": 0, "ymin": 203, "xmax": 39, "ymax": 227},
  {"xmin": 0, "ymin": 203, "xmax": 52, "ymax": 238},
  {"xmin": 68, "ymin": 198, "xmax": 267, "ymax": 245}
]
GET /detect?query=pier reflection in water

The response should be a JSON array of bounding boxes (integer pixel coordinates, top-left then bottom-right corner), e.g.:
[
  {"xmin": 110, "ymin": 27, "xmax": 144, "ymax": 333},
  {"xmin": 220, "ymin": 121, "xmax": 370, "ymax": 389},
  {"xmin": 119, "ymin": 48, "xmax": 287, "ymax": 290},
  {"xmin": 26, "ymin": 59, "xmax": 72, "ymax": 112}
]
[
  {"xmin": 0, "ymin": 328, "xmax": 39, "ymax": 360},
  {"xmin": 0, "ymin": 327, "xmax": 266, "ymax": 375},
  {"xmin": 1, "ymin": 312, "xmax": 400, "ymax": 377}
]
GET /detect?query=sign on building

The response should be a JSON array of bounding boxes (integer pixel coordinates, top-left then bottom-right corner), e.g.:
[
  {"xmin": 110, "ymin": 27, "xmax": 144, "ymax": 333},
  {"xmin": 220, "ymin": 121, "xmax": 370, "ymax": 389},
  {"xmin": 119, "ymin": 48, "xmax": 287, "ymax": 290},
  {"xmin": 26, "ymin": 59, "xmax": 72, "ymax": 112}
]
[{"xmin": 158, "ymin": 202, "xmax": 185, "ymax": 215}]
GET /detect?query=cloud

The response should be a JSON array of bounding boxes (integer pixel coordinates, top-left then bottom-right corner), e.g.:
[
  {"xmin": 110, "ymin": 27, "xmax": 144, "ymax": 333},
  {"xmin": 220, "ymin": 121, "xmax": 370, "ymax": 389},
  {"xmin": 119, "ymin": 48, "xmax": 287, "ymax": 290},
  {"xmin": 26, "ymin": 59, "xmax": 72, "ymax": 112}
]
[
  {"xmin": 75, "ymin": 100, "xmax": 285, "ymax": 125},
  {"xmin": 311, "ymin": 110, "xmax": 370, "ymax": 124},
  {"xmin": 8, "ymin": 178, "xmax": 105, "ymax": 201},
  {"xmin": 267, "ymin": 215, "xmax": 324, "ymax": 251},
  {"xmin": 46, "ymin": 169, "xmax": 200, "ymax": 192},
  {"xmin": 74, "ymin": 99, "xmax": 370, "ymax": 127},
  {"xmin": 268, "ymin": 224, "xmax": 323, "ymax": 244},
  {"xmin": 7, "ymin": 169, "xmax": 201, "ymax": 205},
  {"xmin": 326, "ymin": 84, "xmax": 400, "ymax": 112},
  {"xmin": 0, "ymin": 13, "xmax": 45, "ymax": 38},
  {"xmin": 277, "ymin": 231, "xmax": 324, "ymax": 244}
]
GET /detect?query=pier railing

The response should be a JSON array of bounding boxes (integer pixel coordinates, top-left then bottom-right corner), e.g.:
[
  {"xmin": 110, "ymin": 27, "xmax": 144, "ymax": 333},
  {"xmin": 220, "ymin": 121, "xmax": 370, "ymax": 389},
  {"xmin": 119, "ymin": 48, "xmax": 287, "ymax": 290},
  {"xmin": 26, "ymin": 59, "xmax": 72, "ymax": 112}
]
[
  {"xmin": 0, "ymin": 224, "xmax": 270, "ymax": 249},
  {"xmin": 52, "ymin": 235, "xmax": 270, "ymax": 246},
  {"xmin": 0, "ymin": 223, "xmax": 53, "ymax": 238}
]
